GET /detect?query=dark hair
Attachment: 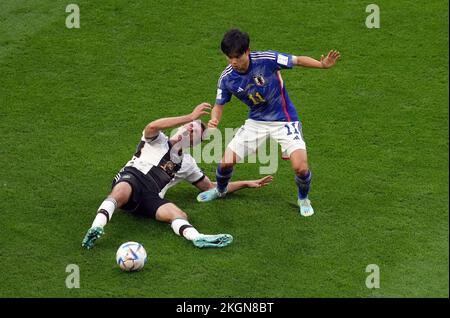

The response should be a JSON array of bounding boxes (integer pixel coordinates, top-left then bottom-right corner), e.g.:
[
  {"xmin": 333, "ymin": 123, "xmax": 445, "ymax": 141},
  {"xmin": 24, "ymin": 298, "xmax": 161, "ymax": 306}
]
[{"xmin": 221, "ymin": 29, "xmax": 250, "ymax": 57}]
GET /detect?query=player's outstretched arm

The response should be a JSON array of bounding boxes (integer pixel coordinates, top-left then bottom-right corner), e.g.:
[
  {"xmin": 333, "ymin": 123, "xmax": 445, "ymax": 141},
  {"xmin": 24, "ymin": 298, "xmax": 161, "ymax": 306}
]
[
  {"xmin": 293, "ymin": 50, "xmax": 341, "ymax": 69},
  {"xmin": 194, "ymin": 175, "xmax": 273, "ymax": 193},
  {"xmin": 227, "ymin": 175, "xmax": 273, "ymax": 193},
  {"xmin": 207, "ymin": 104, "xmax": 224, "ymax": 129},
  {"xmin": 144, "ymin": 103, "xmax": 211, "ymax": 139}
]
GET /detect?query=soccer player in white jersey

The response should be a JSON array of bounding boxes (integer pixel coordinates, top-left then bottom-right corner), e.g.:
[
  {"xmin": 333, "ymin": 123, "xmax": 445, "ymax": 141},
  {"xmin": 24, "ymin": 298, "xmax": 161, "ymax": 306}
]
[
  {"xmin": 197, "ymin": 29, "xmax": 340, "ymax": 216},
  {"xmin": 82, "ymin": 102, "xmax": 273, "ymax": 249}
]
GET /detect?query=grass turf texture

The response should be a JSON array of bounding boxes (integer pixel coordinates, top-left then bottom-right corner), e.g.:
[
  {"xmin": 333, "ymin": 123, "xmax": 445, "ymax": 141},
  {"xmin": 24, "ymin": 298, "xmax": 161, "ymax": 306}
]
[{"xmin": 0, "ymin": 0, "xmax": 448, "ymax": 297}]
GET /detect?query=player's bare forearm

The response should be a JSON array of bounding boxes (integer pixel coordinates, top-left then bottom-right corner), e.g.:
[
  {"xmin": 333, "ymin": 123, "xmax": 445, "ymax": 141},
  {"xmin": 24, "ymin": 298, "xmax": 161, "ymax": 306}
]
[
  {"xmin": 211, "ymin": 175, "xmax": 273, "ymax": 193},
  {"xmin": 146, "ymin": 114, "xmax": 192, "ymax": 135},
  {"xmin": 195, "ymin": 175, "xmax": 272, "ymax": 194},
  {"xmin": 219, "ymin": 181, "xmax": 249, "ymax": 194},
  {"xmin": 197, "ymin": 178, "xmax": 251, "ymax": 193},
  {"xmin": 208, "ymin": 104, "xmax": 224, "ymax": 128},
  {"xmin": 145, "ymin": 102, "xmax": 211, "ymax": 138},
  {"xmin": 293, "ymin": 50, "xmax": 341, "ymax": 69},
  {"xmin": 293, "ymin": 56, "xmax": 323, "ymax": 68}
]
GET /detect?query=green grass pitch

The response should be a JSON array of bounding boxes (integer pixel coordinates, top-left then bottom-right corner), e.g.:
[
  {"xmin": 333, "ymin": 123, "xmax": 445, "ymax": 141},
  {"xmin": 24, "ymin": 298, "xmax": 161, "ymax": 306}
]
[{"xmin": 0, "ymin": 0, "xmax": 448, "ymax": 297}]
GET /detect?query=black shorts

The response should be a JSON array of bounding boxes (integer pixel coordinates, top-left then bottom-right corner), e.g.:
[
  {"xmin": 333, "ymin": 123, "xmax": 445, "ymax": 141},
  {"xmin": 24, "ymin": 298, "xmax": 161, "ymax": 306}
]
[{"xmin": 112, "ymin": 167, "xmax": 170, "ymax": 219}]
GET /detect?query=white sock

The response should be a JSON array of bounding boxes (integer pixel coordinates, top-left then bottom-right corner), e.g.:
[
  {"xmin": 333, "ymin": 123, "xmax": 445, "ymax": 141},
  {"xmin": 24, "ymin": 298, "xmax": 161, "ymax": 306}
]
[
  {"xmin": 171, "ymin": 218, "xmax": 201, "ymax": 241},
  {"xmin": 91, "ymin": 197, "xmax": 117, "ymax": 228}
]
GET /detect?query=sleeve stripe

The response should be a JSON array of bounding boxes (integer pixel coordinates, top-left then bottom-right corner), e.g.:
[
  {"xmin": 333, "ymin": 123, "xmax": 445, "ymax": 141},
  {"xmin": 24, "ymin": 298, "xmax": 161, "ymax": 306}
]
[
  {"xmin": 251, "ymin": 54, "xmax": 275, "ymax": 57},
  {"xmin": 251, "ymin": 50, "xmax": 275, "ymax": 54},
  {"xmin": 219, "ymin": 65, "xmax": 232, "ymax": 77},
  {"xmin": 251, "ymin": 51, "xmax": 275, "ymax": 57},
  {"xmin": 219, "ymin": 68, "xmax": 233, "ymax": 79},
  {"xmin": 252, "ymin": 56, "xmax": 276, "ymax": 60},
  {"xmin": 217, "ymin": 67, "xmax": 233, "ymax": 86}
]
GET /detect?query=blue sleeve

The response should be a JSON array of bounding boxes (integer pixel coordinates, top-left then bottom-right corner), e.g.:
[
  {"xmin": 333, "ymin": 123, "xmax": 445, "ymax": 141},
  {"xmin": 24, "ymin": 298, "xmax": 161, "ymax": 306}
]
[
  {"xmin": 215, "ymin": 77, "xmax": 232, "ymax": 105},
  {"xmin": 269, "ymin": 50, "xmax": 294, "ymax": 70}
]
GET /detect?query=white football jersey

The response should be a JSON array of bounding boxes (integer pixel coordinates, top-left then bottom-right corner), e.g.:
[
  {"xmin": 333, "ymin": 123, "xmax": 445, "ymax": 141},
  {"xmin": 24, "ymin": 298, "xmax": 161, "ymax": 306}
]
[
  {"xmin": 123, "ymin": 131, "xmax": 204, "ymax": 196},
  {"xmin": 159, "ymin": 153, "xmax": 204, "ymax": 198},
  {"xmin": 125, "ymin": 131, "xmax": 182, "ymax": 175}
]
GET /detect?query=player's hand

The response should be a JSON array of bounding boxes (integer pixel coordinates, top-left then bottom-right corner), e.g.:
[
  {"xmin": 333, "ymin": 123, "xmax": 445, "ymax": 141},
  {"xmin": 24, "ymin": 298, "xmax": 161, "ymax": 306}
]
[
  {"xmin": 190, "ymin": 103, "xmax": 211, "ymax": 120},
  {"xmin": 247, "ymin": 175, "xmax": 273, "ymax": 188},
  {"xmin": 320, "ymin": 50, "xmax": 341, "ymax": 69},
  {"xmin": 208, "ymin": 118, "xmax": 219, "ymax": 129}
]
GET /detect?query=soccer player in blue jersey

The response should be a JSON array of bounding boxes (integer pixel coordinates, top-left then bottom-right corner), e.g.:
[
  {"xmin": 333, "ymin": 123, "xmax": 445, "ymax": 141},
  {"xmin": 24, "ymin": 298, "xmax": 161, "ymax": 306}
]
[{"xmin": 197, "ymin": 29, "xmax": 340, "ymax": 216}]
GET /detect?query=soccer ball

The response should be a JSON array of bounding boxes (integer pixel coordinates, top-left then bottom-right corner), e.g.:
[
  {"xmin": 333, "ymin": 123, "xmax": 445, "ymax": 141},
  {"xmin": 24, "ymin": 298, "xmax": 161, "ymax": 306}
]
[{"xmin": 116, "ymin": 242, "xmax": 147, "ymax": 272}]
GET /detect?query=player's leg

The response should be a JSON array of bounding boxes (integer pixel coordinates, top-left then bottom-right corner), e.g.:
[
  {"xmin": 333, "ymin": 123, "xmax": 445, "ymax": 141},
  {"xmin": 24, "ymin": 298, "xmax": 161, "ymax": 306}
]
[
  {"xmin": 155, "ymin": 203, "xmax": 233, "ymax": 248},
  {"xmin": 82, "ymin": 181, "xmax": 133, "ymax": 249},
  {"xmin": 82, "ymin": 182, "xmax": 132, "ymax": 249},
  {"xmin": 92, "ymin": 182, "xmax": 131, "ymax": 227},
  {"xmin": 197, "ymin": 147, "xmax": 239, "ymax": 202},
  {"xmin": 197, "ymin": 121, "xmax": 266, "ymax": 202},
  {"xmin": 290, "ymin": 149, "xmax": 314, "ymax": 216},
  {"xmin": 217, "ymin": 147, "xmax": 239, "ymax": 193},
  {"xmin": 272, "ymin": 121, "xmax": 314, "ymax": 216}
]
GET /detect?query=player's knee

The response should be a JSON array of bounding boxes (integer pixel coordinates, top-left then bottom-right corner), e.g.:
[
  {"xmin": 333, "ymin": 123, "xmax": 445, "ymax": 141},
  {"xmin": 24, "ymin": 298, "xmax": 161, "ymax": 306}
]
[
  {"xmin": 113, "ymin": 188, "xmax": 128, "ymax": 202},
  {"xmin": 219, "ymin": 161, "xmax": 235, "ymax": 170},
  {"xmin": 110, "ymin": 184, "xmax": 131, "ymax": 206},
  {"xmin": 173, "ymin": 210, "xmax": 188, "ymax": 221},
  {"xmin": 294, "ymin": 163, "xmax": 309, "ymax": 177},
  {"xmin": 222, "ymin": 149, "xmax": 239, "ymax": 167}
]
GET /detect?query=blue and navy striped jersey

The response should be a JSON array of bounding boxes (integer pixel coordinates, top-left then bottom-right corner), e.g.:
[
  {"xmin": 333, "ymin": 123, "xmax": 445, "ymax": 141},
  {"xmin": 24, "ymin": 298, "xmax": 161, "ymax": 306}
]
[{"xmin": 215, "ymin": 50, "xmax": 299, "ymax": 122}]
